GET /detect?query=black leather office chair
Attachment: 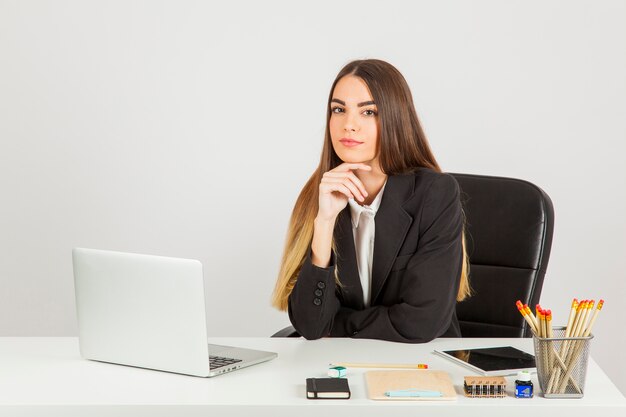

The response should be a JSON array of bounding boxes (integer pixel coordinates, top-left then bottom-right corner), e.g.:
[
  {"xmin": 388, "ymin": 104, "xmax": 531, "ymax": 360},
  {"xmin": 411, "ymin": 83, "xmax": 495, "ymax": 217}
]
[
  {"xmin": 453, "ymin": 173, "xmax": 554, "ymax": 337},
  {"xmin": 272, "ymin": 173, "xmax": 554, "ymax": 338}
]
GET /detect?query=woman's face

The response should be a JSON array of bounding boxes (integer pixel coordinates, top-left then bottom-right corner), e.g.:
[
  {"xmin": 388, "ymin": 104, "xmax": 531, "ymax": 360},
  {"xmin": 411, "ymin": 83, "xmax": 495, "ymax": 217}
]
[{"xmin": 329, "ymin": 75, "xmax": 379, "ymax": 165}]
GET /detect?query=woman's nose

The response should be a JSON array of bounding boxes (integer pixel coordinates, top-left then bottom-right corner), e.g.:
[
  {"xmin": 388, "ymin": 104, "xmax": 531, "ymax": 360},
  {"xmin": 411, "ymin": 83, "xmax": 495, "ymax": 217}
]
[{"xmin": 344, "ymin": 112, "xmax": 358, "ymax": 132}]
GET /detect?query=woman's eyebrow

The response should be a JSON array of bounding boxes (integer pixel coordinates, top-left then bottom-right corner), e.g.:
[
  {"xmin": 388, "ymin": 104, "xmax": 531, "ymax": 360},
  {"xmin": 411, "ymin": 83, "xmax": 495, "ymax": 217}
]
[{"xmin": 331, "ymin": 98, "xmax": 376, "ymax": 107}]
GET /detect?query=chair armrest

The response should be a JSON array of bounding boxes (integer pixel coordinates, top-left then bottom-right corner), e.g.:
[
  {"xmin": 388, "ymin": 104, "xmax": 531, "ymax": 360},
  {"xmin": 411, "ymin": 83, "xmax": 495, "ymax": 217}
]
[{"xmin": 271, "ymin": 325, "xmax": 300, "ymax": 338}]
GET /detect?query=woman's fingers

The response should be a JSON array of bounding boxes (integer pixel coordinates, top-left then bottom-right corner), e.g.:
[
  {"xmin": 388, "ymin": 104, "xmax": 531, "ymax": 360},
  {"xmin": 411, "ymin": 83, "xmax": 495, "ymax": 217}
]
[
  {"xmin": 321, "ymin": 177, "xmax": 365, "ymax": 202},
  {"xmin": 320, "ymin": 182, "xmax": 354, "ymax": 200},
  {"xmin": 329, "ymin": 163, "xmax": 371, "ymax": 198},
  {"xmin": 317, "ymin": 163, "xmax": 372, "ymax": 219},
  {"xmin": 322, "ymin": 171, "xmax": 368, "ymax": 199}
]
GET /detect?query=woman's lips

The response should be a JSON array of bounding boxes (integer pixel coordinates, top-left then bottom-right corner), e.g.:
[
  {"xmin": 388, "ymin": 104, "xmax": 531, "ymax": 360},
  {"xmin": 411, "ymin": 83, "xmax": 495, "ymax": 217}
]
[{"xmin": 339, "ymin": 138, "xmax": 363, "ymax": 147}]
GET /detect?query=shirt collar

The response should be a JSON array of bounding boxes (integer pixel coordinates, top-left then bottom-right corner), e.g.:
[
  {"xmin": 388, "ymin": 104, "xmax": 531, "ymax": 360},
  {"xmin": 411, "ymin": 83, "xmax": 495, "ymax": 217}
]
[{"xmin": 348, "ymin": 180, "xmax": 387, "ymax": 228}]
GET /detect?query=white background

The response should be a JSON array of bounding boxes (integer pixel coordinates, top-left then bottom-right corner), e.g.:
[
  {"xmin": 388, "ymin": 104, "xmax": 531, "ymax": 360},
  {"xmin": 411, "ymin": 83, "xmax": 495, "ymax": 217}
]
[{"xmin": 1, "ymin": 0, "xmax": 624, "ymax": 395}]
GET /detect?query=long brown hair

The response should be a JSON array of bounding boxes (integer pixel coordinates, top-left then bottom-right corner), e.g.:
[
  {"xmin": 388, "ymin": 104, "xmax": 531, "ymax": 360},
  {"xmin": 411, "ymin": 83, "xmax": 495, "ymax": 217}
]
[{"xmin": 271, "ymin": 59, "xmax": 470, "ymax": 311}]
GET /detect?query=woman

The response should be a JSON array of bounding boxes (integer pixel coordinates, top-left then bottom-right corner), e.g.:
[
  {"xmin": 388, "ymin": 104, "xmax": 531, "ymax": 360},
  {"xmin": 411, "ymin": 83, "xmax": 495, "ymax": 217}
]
[{"xmin": 271, "ymin": 59, "xmax": 470, "ymax": 343}]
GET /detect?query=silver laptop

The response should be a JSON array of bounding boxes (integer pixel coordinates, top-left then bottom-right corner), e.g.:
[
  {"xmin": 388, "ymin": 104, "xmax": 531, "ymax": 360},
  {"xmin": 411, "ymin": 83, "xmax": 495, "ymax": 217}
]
[{"xmin": 72, "ymin": 247, "xmax": 277, "ymax": 377}]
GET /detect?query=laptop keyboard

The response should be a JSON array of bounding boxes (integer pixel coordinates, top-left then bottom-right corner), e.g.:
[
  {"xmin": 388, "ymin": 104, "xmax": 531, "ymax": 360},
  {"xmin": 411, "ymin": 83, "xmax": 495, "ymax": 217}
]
[{"xmin": 209, "ymin": 355, "xmax": 242, "ymax": 370}]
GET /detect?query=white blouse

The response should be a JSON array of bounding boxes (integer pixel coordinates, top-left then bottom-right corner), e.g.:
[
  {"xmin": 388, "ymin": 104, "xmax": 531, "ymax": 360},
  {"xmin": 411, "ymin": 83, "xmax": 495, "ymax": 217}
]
[{"xmin": 347, "ymin": 181, "xmax": 387, "ymax": 307}]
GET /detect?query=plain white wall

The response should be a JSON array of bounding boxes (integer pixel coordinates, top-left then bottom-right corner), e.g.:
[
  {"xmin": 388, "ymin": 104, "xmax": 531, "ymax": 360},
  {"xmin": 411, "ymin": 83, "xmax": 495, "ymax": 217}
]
[{"xmin": 1, "ymin": 0, "xmax": 624, "ymax": 394}]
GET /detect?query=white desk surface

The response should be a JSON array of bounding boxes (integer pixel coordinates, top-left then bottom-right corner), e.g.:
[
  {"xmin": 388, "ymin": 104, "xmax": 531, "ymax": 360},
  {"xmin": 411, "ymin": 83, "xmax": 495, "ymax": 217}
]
[{"xmin": 1, "ymin": 337, "xmax": 624, "ymax": 417}]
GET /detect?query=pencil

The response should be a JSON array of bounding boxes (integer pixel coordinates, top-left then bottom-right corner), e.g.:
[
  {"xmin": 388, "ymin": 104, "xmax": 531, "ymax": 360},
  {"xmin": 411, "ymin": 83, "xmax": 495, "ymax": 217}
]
[
  {"xmin": 571, "ymin": 300, "xmax": 586, "ymax": 338},
  {"xmin": 534, "ymin": 307, "xmax": 540, "ymax": 337},
  {"xmin": 546, "ymin": 310, "xmax": 554, "ymax": 371},
  {"xmin": 564, "ymin": 298, "xmax": 578, "ymax": 338},
  {"xmin": 583, "ymin": 299, "xmax": 603, "ymax": 337},
  {"xmin": 330, "ymin": 362, "xmax": 428, "ymax": 369},
  {"xmin": 538, "ymin": 308, "xmax": 546, "ymax": 338},
  {"xmin": 538, "ymin": 308, "xmax": 550, "ymax": 378},
  {"xmin": 546, "ymin": 310, "xmax": 553, "ymax": 338},
  {"xmin": 516, "ymin": 300, "xmax": 537, "ymax": 335},
  {"xmin": 524, "ymin": 304, "xmax": 539, "ymax": 333},
  {"xmin": 576, "ymin": 300, "xmax": 592, "ymax": 337}
]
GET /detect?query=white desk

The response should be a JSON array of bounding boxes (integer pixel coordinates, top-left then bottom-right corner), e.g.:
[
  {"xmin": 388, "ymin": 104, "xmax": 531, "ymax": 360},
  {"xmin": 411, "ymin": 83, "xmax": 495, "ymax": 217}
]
[{"xmin": 1, "ymin": 337, "xmax": 624, "ymax": 416}]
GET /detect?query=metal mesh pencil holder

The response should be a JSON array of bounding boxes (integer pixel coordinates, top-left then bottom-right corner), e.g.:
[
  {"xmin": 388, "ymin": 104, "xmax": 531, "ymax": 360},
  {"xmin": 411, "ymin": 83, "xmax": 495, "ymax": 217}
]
[{"xmin": 533, "ymin": 326, "xmax": 593, "ymax": 398}]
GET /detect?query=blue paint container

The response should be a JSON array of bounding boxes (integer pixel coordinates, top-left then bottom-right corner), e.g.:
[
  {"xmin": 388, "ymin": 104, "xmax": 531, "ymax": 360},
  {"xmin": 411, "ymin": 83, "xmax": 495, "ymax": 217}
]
[{"xmin": 515, "ymin": 371, "xmax": 534, "ymax": 398}]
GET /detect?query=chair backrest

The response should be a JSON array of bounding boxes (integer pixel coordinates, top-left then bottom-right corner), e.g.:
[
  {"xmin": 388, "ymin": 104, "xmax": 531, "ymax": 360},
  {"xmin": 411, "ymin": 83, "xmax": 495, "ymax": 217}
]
[{"xmin": 452, "ymin": 173, "xmax": 554, "ymax": 337}]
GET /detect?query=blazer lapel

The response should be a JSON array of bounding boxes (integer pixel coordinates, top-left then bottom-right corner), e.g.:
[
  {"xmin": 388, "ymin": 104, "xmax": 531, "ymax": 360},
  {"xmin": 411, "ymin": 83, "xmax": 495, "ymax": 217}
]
[
  {"xmin": 334, "ymin": 208, "xmax": 365, "ymax": 309},
  {"xmin": 370, "ymin": 174, "xmax": 414, "ymax": 304}
]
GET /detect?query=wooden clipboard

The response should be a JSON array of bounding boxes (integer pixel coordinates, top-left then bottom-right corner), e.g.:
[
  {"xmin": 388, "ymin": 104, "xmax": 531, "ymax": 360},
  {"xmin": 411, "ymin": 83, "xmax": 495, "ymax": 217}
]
[{"xmin": 365, "ymin": 370, "xmax": 457, "ymax": 401}]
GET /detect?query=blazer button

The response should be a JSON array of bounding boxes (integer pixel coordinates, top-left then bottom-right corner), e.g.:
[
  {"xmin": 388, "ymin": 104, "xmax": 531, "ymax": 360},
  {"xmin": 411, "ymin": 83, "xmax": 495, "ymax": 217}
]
[
  {"xmin": 317, "ymin": 281, "xmax": 326, "ymax": 289},
  {"xmin": 313, "ymin": 298, "xmax": 322, "ymax": 306},
  {"xmin": 314, "ymin": 289, "xmax": 323, "ymax": 297}
]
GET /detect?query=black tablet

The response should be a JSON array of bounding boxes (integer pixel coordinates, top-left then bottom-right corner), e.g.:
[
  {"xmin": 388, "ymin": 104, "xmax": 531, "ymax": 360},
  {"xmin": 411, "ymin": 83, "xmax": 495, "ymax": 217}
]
[{"xmin": 433, "ymin": 346, "xmax": 536, "ymax": 376}]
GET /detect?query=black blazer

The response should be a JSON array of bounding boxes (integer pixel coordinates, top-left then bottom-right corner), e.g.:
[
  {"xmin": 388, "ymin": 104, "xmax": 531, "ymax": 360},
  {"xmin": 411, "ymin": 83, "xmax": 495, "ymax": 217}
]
[{"xmin": 288, "ymin": 168, "xmax": 463, "ymax": 343}]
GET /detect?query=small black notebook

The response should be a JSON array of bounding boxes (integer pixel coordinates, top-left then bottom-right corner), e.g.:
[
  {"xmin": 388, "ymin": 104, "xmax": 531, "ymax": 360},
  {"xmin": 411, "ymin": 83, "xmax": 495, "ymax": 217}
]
[{"xmin": 306, "ymin": 378, "xmax": 351, "ymax": 399}]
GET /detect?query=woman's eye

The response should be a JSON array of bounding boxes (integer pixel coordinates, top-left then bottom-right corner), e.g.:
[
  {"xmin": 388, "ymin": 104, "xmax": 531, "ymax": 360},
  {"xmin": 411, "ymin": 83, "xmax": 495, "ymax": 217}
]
[
  {"xmin": 331, "ymin": 106, "xmax": 344, "ymax": 114},
  {"xmin": 363, "ymin": 109, "xmax": 377, "ymax": 116}
]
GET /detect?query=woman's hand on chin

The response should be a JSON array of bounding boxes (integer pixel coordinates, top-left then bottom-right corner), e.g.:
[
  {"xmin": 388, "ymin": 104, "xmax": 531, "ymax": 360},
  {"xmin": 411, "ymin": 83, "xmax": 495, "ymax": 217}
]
[{"xmin": 317, "ymin": 163, "xmax": 371, "ymax": 221}]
